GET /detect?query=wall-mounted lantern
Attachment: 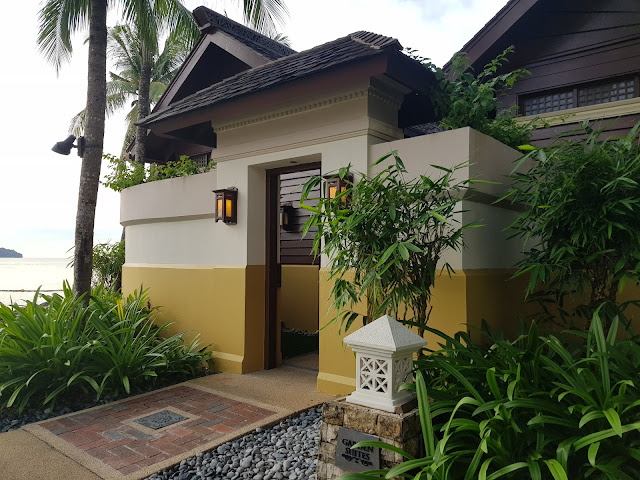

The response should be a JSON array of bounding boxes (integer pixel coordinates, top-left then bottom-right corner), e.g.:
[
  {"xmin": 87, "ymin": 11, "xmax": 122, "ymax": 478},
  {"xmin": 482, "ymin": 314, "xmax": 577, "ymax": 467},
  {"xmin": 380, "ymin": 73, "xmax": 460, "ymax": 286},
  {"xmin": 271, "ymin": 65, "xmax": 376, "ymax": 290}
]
[
  {"xmin": 280, "ymin": 202, "xmax": 295, "ymax": 231},
  {"xmin": 343, "ymin": 315, "xmax": 427, "ymax": 413},
  {"xmin": 324, "ymin": 173, "xmax": 353, "ymax": 201},
  {"xmin": 213, "ymin": 187, "xmax": 238, "ymax": 224}
]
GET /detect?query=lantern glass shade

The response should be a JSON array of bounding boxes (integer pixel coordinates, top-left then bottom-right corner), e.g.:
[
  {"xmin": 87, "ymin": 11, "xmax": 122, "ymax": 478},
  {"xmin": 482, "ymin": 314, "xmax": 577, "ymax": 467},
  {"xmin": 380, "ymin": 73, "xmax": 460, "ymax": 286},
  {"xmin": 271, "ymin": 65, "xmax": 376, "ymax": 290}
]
[
  {"xmin": 213, "ymin": 188, "xmax": 238, "ymax": 224},
  {"xmin": 216, "ymin": 197, "xmax": 223, "ymax": 219},
  {"xmin": 325, "ymin": 173, "xmax": 353, "ymax": 202}
]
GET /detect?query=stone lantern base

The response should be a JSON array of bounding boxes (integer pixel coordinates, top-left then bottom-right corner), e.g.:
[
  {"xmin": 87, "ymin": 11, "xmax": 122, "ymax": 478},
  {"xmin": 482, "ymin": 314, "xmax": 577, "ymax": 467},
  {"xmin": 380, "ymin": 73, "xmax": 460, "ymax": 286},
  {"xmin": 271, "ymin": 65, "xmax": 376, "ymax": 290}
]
[{"xmin": 318, "ymin": 397, "xmax": 422, "ymax": 480}]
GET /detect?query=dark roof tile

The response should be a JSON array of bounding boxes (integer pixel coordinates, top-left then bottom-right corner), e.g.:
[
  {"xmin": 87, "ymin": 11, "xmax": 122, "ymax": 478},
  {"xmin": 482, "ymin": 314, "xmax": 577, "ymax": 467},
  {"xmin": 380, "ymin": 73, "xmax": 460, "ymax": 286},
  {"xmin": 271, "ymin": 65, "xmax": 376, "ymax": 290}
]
[
  {"xmin": 140, "ymin": 31, "xmax": 402, "ymax": 126},
  {"xmin": 194, "ymin": 6, "xmax": 296, "ymax": 60}
]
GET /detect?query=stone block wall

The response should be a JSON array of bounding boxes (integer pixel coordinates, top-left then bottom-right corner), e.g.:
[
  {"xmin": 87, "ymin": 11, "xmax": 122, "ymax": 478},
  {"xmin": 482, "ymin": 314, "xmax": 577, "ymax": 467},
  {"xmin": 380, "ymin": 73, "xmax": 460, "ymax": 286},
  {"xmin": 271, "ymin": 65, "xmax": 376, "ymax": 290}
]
[{"xmin": 317, "ymin": 398, "xmax": 423, "ymax": 480}]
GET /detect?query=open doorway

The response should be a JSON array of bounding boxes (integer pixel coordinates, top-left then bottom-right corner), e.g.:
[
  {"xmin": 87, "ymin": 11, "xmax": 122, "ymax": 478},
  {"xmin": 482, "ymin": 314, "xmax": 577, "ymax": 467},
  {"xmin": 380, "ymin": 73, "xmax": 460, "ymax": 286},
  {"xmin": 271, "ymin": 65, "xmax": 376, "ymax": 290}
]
[{"xmin": 265, "ymin": 163, "xmax": 321, "ymax": 371}]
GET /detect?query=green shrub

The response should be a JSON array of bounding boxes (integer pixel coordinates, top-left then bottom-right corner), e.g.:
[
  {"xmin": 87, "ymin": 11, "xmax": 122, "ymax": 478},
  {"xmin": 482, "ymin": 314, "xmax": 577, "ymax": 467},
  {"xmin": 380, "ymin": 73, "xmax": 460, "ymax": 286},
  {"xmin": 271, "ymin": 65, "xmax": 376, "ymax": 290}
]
[
  {"xmin": 502, "ymin": 121, "xmax": 640, "ymax": 324},
  {"xmin": 91, "ymin": 240, "xmax": 125, "ymax": 291},
  {"xmin": 0, "ymin": 283, "xmax": 210, "ymax": 412},
  {"xmin": 102, "ymin": 154, "xmax": 146, "ymax": 192},
  {"xmin": 343, "ymin": 310, "xmax": 640, "ymax": 479},
  {"xmin": 0, "ymin": 289, "xmax": 96, "ymax": 412},
  {"xmin": 300, "ymin": 153, "xmax": 473, "ymax": 335},
  {"xmin": 427, "ymin": 47, "xmax": 539, "ymax": 149},
  {"xmin": 103, "ymin": 154, "xmax": 215, "ymax": 192}
]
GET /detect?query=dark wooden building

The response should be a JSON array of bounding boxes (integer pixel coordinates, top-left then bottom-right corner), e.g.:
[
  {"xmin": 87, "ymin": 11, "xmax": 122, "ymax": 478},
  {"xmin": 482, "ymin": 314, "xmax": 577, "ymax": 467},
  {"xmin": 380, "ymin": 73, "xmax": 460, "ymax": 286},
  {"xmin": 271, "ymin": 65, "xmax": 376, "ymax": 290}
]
[{"xmin": 457, "ymin": 0, "xmax": 640, "ymax": 144}]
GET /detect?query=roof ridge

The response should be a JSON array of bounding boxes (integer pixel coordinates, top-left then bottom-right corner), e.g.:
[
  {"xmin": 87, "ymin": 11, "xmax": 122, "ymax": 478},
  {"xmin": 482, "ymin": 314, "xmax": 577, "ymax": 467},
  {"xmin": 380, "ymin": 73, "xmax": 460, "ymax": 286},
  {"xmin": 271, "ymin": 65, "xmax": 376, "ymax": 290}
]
[
  {"xmin": 193, "ymin": 6, "xmax": 296, "ymax": 58},
  {"xmin": 350, "ymin": 31, "xmax": 402, "ymax": 50}
]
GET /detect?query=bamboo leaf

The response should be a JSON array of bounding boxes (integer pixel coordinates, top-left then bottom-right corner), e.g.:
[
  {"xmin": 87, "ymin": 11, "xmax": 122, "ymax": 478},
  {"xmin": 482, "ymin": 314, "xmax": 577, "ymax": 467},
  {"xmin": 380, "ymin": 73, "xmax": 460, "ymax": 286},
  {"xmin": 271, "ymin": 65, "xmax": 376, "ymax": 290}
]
[{"xmin": 543, "ymin": 460, "xmax": 568, "ymax": 480}]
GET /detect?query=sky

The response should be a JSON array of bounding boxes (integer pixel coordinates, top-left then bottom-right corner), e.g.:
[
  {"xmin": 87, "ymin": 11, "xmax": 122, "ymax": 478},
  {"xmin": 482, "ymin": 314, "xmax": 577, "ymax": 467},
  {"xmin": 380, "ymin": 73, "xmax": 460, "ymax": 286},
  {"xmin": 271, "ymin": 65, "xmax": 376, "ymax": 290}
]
[{"xmin": 0, "ymin": 0, "xmax": 508, "ymax": 258}]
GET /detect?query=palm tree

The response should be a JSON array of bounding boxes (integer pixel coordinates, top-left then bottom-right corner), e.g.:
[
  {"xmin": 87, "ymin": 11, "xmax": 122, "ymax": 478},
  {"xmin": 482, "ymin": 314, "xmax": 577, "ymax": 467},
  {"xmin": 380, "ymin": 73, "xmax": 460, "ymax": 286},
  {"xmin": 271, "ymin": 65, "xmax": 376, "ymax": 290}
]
[
  {"xmin": 70, "ymin": 25, "xmax": 190, "ymax": 157},
  {"xmin": 37, "ymin": 0, "xmax": 288, "ymax": 299}
]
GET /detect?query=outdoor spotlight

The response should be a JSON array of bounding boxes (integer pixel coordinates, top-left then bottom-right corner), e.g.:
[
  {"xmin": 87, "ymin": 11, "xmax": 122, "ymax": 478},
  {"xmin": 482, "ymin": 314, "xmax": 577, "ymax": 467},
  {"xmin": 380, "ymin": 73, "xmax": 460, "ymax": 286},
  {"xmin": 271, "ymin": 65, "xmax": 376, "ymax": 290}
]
[
  {"xmin": 213, "ymin": 187, "xmax": 238, "ymax": 224},
  {"xmin": 51, "ymin": 135, "xmax": 86, "ymax": 157}
]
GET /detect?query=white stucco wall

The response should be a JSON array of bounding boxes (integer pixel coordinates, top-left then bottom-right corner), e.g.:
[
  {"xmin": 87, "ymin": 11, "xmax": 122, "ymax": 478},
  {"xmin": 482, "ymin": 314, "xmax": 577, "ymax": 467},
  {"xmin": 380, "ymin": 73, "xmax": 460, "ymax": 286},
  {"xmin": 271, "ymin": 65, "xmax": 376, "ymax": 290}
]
[
  {"xmin": 369, "ymin": 128, "xmax": 524, "ymax": 271},
  {"xmin": 125, "ymin": 219, "xmax": 216, "ymax": 265},
  {"xmin": 120, "ymin": 170, "xmax": 217, "ymax": 226},
  {"xmin": 121, "ymin": 81, "xmax": 400, "ymax": 268},
  {"xmin": 121, "ymin": 79, "xmax": 525, "ymax": 273}
]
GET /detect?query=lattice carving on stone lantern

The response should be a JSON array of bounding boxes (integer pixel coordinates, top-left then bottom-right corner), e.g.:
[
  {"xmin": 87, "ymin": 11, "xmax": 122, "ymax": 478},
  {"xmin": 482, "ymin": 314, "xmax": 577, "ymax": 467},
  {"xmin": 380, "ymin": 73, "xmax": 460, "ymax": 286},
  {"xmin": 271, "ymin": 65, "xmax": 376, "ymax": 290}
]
[
  {"xmin": 359, "ymin": 357, "xmax": 389, "ymax": 393},
  {"xmin": 343, "ymin": 315, "xmax": 427, "ymax": 413}
]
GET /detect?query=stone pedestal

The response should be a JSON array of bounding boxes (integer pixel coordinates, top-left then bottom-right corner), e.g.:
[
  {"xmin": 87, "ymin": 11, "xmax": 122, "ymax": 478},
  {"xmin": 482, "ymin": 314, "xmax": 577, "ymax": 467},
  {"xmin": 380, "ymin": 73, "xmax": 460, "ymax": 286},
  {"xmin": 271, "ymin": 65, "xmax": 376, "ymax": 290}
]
[{"xmin": 317, "ymin": 397, "xmax": 422, "ymax": 480}]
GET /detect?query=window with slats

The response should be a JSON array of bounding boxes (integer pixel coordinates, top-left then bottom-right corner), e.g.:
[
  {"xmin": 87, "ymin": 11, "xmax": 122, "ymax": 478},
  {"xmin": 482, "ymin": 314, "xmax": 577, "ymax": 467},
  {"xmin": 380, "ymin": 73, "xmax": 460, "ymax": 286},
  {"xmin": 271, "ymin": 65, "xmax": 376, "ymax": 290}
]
[
  {"xmin": 523, "ymin": 91, "xmax": 574, "ymax": 115},
  {"xmin": 520, "ymin": 76, "xmax": 639, "ymax": 116},
  {"xmin": 578, "ymin": 79, "xmax": 636, "ymax": 106},
  {"xmin": 192, "ymin": 152, "xmax": 211, "ymax": 170}
]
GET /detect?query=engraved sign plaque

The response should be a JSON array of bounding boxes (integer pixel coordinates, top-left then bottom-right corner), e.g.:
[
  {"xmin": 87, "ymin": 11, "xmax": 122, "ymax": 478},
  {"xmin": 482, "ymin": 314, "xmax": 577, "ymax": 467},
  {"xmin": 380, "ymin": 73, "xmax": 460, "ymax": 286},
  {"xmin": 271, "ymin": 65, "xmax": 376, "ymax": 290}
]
[{"xmin": 335, "ymin": 426, "xmax": 380, "ymax": 472}]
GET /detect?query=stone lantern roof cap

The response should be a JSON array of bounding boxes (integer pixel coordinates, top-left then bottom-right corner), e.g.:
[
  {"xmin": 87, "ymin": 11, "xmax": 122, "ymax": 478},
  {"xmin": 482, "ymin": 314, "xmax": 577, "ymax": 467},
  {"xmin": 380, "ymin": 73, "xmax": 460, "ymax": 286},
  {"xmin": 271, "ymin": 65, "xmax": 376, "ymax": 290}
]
[{"xmin": 343, "ymin": 315, "xmax": 427, "ymax": 353}]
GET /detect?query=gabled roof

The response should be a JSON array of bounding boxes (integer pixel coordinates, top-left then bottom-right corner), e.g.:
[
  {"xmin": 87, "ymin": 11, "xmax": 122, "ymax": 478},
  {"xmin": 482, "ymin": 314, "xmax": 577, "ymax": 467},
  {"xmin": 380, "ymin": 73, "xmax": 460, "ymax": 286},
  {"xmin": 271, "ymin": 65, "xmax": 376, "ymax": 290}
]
[
  {"xmin": 139, "ymin": 31, "xmax": 403, "ymax": 127},
  {"xmin": 343, "ymin": 315, "xmax": 426, "ymax": 352},
  {"xmin": 444, "ymin": 0, "xmax": 539, "ymax": 70},
  {"xmin": 152, "ymin": 6, "xmax": 296, "ymax": 112},
  {"xmin": 192, "ymin": 6, "xmax": 296, "ymax": 61}
]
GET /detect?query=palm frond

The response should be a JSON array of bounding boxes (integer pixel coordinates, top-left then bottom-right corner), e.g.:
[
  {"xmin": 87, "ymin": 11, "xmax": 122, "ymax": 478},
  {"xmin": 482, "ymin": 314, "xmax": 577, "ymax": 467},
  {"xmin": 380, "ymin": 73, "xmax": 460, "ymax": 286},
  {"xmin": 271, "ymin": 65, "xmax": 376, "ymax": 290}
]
[
  {"xmin": 108, "ymin": 25, "xmax": 144, "ymax": 76},
  {"xmin": 69, "ymin": 109, "xmax": 86, "ymax": 136},
  {"xmin": 268, "ymin": 32, "xmax": 291, "ymax": 47},
  {"xmin": 239, "ymin": 0, "xmax": 288, "ymax": 37},
  {"xmin": 37, "ymin": 0, "xmax": 91, "ymax": 74},
  {"xmin": 120, "ymin": 114, "xmax": 137, "ymax": 159},
  {"xmin": 149, "ymin": 82, "xmax": 168, "ymax": 103}
]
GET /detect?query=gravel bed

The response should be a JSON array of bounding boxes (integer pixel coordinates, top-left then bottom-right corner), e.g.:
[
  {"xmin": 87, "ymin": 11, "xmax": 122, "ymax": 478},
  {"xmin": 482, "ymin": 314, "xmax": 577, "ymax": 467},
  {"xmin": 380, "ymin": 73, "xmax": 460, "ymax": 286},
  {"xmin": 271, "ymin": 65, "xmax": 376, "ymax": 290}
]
[{"xmin": 147, "ymin": 407, "xmax": 322, "ymax": 480}]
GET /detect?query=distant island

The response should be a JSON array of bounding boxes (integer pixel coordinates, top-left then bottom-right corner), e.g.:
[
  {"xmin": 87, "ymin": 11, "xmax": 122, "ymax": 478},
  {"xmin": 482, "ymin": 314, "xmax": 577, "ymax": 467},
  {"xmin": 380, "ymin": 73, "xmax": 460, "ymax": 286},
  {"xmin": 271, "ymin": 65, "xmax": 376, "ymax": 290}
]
[{"xmin": 0, "ymin": 248, "xmax": 23, "ymax": 258}]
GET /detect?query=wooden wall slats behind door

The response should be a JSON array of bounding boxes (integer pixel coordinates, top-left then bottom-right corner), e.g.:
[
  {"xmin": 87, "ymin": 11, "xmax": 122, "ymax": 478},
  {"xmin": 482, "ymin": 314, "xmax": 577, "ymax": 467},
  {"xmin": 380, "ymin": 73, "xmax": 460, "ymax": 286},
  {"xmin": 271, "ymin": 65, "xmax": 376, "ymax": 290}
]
[{"xmin": 279, "ymin": 169, "xmax": 321, "ymax": 266}]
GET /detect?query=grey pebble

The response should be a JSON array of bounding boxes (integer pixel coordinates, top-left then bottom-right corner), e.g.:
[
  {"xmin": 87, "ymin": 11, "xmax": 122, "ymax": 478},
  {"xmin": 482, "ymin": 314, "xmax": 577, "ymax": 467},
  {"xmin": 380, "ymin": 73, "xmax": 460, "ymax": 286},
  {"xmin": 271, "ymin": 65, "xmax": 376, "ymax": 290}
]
[{"xmin": 144, "ymin": 407, "xmax": 322, "ymax": 480}]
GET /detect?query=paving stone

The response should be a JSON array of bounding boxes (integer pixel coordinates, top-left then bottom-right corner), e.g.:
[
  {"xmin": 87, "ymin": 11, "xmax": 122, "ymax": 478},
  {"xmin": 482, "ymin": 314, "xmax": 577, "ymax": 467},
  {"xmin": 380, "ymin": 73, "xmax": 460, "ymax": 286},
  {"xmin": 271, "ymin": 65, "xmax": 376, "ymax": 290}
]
[
  {"xmin": 206, "ymin": 402, "xmax": 231, "ymax": 414},
  {"xmin": 38, "ymin": 385, "xmax": 275, "ymax": 477}
]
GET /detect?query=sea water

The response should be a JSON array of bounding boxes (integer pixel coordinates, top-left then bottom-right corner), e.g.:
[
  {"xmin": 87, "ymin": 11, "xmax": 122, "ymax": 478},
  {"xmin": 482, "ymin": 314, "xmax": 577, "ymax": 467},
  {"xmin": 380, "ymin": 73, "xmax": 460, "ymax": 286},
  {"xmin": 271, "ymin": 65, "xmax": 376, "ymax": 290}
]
[{"xmin": 0, "ymin": 258, "xmax": 73, "ymax": 305}]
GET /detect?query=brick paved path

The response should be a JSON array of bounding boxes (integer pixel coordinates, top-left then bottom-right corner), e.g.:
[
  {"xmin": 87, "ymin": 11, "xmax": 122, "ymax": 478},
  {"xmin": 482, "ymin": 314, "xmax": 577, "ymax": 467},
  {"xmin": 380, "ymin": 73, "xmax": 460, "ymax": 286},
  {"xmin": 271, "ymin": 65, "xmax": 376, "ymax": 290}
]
[{"xmin": 38, "ymin": 385, "xmax": 274, "ymax": 478}]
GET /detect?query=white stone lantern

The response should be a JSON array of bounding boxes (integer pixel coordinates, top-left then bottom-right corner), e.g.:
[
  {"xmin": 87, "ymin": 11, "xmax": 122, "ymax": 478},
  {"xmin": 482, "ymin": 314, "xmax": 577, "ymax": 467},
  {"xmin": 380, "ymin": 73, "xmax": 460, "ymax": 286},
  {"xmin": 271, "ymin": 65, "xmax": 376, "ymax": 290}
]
[{"xmin": 343, "ymin": 315, "xmax": 427, "ymax": 413}]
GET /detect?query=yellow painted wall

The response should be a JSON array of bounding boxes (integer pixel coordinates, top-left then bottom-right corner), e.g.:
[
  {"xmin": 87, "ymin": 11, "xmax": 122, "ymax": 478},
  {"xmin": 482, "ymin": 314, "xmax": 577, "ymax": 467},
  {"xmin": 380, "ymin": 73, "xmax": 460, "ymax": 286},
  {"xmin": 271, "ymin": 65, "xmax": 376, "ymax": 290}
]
[
  {"xmin": 278, "ymin": 265, "xmax": 320, "ymax": 333},
  {"xmin": 316, "ymin": 266, "xmax": 640, "ymax": 395},
  {"xmin": 316, "ymin": 269, "xmax": 471, "ymax": 395},
  {"xmin": 122, "ymin": 265, "xmax": 265, "ymax": 374},
  {"xmin": 316, "ymin": 268, "xmax": 531, "ymax": 396},
  {"xmin": 317, "ymin": 269, "xmax": 360, "ymax": 396}
]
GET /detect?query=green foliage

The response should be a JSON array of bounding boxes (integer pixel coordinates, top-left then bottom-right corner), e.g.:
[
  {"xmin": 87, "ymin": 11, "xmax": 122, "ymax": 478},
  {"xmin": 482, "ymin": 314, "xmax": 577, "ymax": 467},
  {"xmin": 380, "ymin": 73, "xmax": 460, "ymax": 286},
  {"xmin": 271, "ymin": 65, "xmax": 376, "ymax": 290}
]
[
  {"xmin": 147, "ymin": 155, "xmax": 200, "ymax": 181},
  {"xmin": 0, "ymin": 283, "xmax": 210, "ymax": 413},
  {"xmin": 343, "ymin": 310, "xmax": 640, "ymax": 479},
  {"xmin": 102, "ymin": 154, "xmax": 146, "ymax": 192},
  {"xmin": 92, "ymin": 240, "xmax": 125, "ymax": 291},
  {"xmin": 102, "ymin": 154, "xmax": 215, "ymax": 192},
  {"xmin": 502, "ymin": 121, "xmax": 640, "ymax": 318},
  {"xmin": 300, "ymin": 152, "xmax": 473, "ymax": 335},
  {"xmin": 426, "ymin": 46, "xmax": 541, "ymax": 149}
]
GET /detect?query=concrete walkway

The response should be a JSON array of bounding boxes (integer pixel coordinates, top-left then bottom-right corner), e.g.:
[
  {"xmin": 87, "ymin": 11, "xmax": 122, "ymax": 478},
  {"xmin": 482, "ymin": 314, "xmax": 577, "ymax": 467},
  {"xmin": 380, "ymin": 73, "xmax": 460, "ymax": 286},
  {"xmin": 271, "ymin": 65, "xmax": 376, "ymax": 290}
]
[{"xmin": 0, "ymin": 359, "xmax": 332, "ymax": 480}]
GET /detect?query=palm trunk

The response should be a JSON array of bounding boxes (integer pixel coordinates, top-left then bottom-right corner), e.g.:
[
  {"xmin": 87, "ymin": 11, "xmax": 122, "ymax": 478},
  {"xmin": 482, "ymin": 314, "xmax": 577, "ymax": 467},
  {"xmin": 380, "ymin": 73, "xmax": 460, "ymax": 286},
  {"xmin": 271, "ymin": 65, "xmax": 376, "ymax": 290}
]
[
  {"xmin": 73, "ymin": 0, "xmax": 107, "ymax": 300},
  {"xmin": 134, "ymin": 56, "xmax": 152, "ymax": 163}
]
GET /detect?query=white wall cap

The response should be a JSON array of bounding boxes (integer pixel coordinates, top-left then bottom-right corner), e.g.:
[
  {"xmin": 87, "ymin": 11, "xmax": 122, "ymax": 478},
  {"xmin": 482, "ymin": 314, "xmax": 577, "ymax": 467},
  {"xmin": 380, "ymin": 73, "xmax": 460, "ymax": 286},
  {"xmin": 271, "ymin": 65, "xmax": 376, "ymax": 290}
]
[{"xmin": 343, "ymin": 315, "xmax": 427, "ymax": 352}]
